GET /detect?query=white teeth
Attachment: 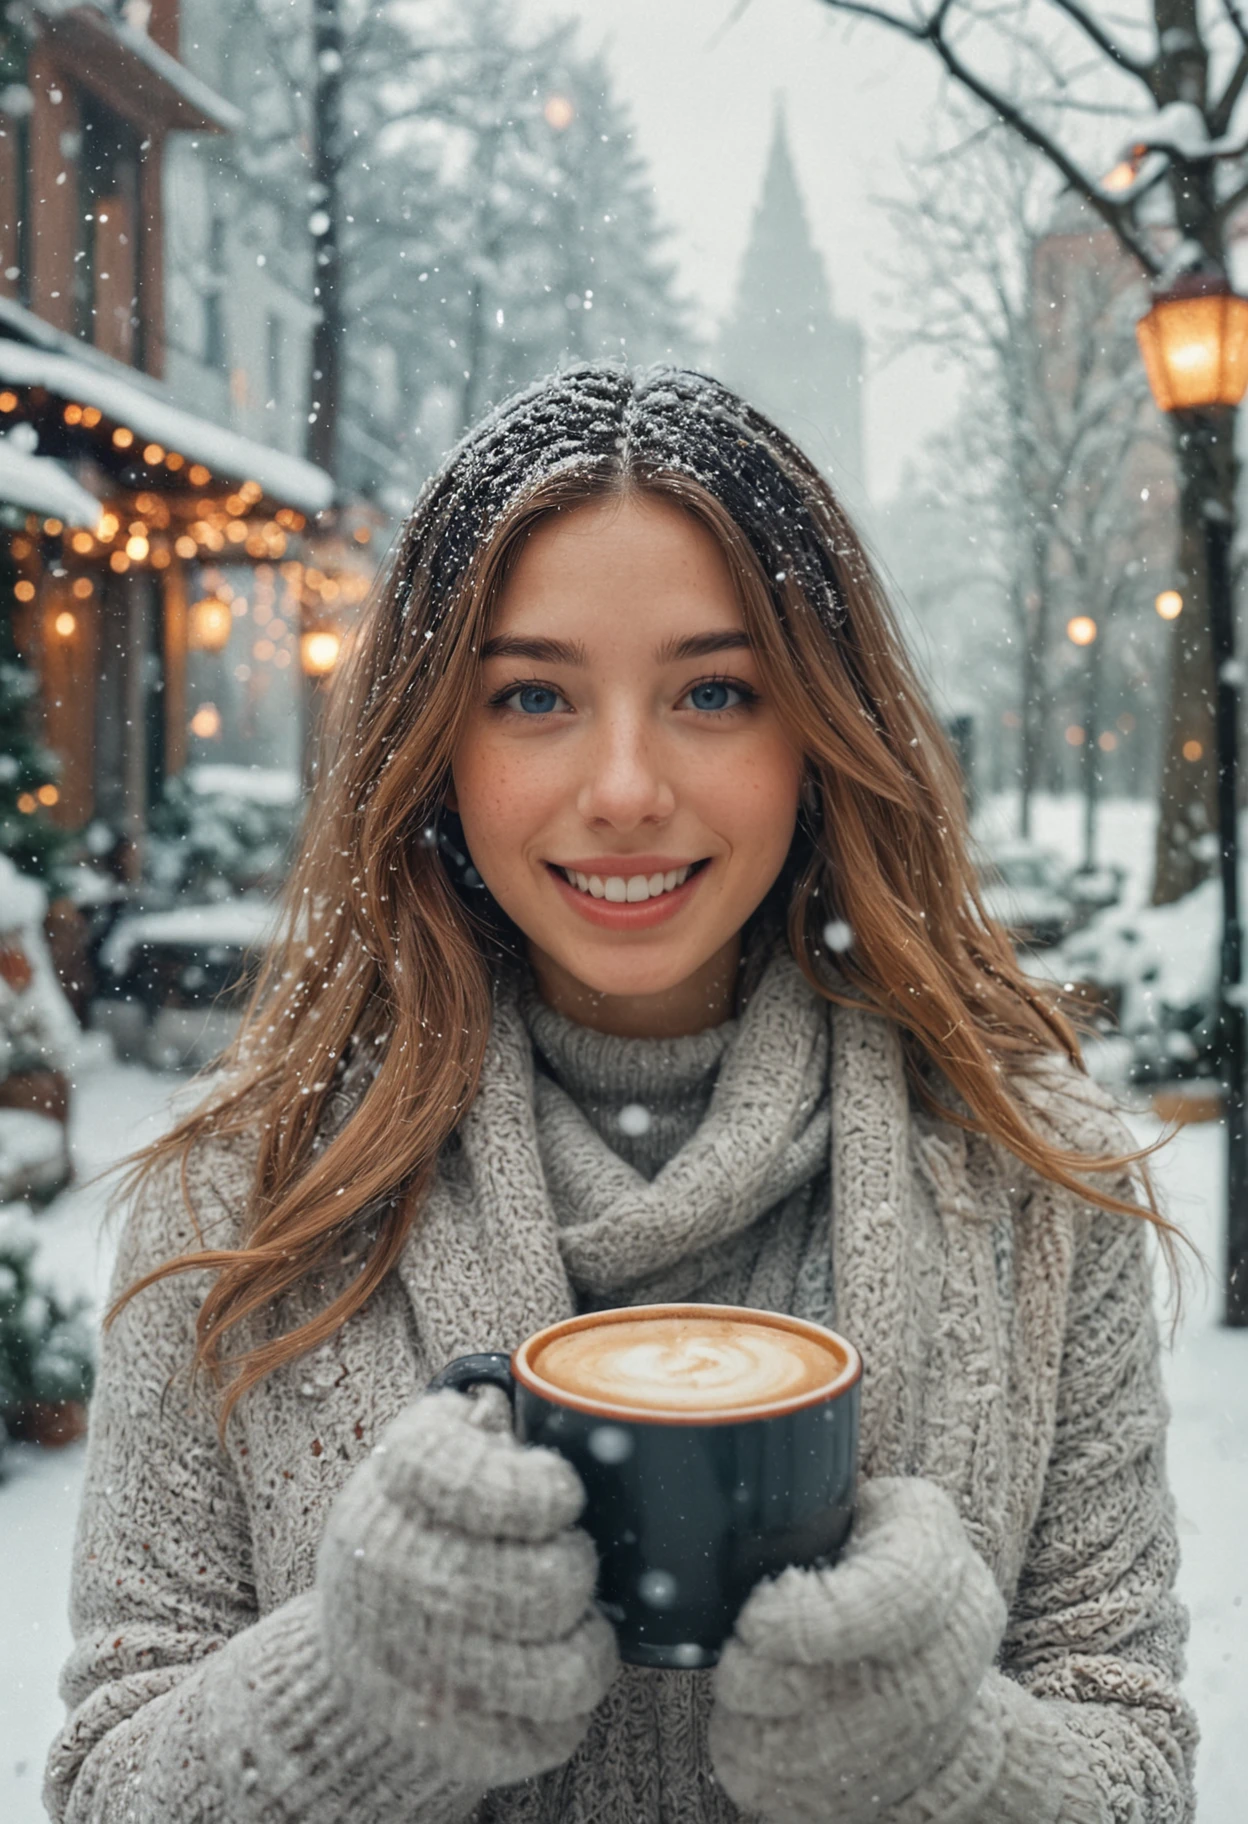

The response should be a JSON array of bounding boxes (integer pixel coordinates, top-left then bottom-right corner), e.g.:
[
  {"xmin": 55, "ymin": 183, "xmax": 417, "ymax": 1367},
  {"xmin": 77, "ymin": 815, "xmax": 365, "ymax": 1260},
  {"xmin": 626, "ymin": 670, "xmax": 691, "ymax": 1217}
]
[{"xmin": 561, "ymin": 864, "xmax": 695, "ymax": 902}]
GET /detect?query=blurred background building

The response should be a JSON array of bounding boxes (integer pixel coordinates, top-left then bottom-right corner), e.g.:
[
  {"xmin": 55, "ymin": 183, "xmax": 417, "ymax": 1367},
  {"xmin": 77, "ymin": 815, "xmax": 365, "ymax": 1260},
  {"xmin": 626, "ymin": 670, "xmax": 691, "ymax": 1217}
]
[{"xmin": 717, "ymin": 108, "xmax": 864, "ymax": 500}]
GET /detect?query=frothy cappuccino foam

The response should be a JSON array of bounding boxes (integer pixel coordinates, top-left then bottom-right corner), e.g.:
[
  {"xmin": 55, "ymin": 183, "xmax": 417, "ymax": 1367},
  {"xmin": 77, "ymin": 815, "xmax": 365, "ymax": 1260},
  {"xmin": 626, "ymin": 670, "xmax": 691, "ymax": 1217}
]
[{"xmin": 531, "ymin": 1313, "xmax": 844, "ymax": 1414}]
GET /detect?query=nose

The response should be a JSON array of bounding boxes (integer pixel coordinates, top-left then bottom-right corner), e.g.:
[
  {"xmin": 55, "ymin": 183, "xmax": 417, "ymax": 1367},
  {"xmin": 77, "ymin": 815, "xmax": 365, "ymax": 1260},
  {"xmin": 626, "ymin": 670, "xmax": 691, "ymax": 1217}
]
[{"xmin": 575, "ymin": 708, "xmax": 677, "ymax": 831}]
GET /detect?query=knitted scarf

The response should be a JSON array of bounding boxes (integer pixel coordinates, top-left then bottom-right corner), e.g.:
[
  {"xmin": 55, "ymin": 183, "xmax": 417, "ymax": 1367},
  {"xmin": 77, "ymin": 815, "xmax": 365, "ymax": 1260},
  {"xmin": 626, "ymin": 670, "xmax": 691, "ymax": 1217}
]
[{"xmin": 397, "ymin": 947, "xmax": 835, "ymax": 1381}]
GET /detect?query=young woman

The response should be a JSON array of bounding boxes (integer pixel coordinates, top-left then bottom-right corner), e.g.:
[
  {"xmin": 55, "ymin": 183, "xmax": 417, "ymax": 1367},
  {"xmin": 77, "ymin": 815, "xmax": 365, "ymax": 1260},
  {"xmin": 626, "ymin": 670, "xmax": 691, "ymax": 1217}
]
[{"xmin": 46, "ymin": 366, "xmax": 1195, "ymax": 1824}]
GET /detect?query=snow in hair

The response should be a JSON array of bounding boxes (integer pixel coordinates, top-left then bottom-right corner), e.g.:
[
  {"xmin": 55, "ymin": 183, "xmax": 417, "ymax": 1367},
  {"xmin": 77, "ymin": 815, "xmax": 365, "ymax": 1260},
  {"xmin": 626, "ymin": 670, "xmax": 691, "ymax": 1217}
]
[{"xmin": 402, "ymin": 362, "xmax": 851, "ymax": 625}]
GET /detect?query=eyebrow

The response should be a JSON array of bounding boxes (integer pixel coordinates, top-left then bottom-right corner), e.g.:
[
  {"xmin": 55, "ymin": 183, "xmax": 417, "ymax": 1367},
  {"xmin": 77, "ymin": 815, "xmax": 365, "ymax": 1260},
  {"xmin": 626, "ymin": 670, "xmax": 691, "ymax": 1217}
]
[{"xmin": 478, "ymin": 629, "xmax": 753, "ymax": 665}]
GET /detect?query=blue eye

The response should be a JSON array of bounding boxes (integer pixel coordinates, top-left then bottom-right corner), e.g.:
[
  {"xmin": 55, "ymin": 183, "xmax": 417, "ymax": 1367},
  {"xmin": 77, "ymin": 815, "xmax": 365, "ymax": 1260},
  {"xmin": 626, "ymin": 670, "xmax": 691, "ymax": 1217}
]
[
  {"xmin": 687, "ymin": 680, "xmax": 742, "ymax": 712},
  {"xmin": 511, "ymin": 684, "xmax": 562, "ymax": 715}
]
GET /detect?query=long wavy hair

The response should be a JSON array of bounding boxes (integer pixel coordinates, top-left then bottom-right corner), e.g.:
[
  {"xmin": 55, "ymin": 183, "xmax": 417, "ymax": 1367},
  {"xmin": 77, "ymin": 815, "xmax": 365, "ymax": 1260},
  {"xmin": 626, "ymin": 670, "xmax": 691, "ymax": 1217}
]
[{"xmin": 108, "ymin": 364, "xmax": 1172, "ymax": 1446}]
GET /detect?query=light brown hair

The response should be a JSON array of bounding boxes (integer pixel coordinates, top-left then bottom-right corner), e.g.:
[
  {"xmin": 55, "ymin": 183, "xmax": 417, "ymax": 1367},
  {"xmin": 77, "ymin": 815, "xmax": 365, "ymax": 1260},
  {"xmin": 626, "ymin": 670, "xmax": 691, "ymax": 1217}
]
[{"xmin": 107, "ymin": 365, "xmax": 1173, "ymax": 1446}]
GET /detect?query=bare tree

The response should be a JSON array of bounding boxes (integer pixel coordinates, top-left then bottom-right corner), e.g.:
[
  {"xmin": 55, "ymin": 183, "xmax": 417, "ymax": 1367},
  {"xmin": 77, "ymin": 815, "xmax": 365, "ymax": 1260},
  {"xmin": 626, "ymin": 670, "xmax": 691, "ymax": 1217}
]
[
  {"xmin": 882, "ymin": 119, "xmax": 1168, "ymax": 836},
  {"xmin": 812, "ymin": 0, "xmax": 1248, "ymax": 903}
]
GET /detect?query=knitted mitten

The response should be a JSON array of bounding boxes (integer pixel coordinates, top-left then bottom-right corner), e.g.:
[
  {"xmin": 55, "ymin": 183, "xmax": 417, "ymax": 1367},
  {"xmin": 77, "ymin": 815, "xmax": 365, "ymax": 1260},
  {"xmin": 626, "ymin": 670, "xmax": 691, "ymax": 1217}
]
[
  {"xmin": 708, "ymin": 1477, "xmax": 1009, "ymax": 1823},
  {"xmin": 316, "ymin": 1388, "xmax": 619, "ymax": 1789}
]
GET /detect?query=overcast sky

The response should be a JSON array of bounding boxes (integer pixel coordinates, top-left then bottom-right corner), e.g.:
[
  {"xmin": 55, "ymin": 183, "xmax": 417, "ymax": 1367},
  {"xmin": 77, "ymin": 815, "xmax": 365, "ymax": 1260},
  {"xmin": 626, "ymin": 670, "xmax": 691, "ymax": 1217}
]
[{"xmin": 519, "ymin": 0, "xmax": 967, "ymax": 504}]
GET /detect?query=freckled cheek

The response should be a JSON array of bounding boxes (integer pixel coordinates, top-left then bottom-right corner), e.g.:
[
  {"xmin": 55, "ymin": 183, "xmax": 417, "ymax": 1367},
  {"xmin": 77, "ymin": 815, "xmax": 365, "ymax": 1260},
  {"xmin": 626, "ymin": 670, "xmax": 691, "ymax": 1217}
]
[
  {"xmin": 692, "ymin": 740, "xmax": 801, "ymax": 827},
  {"xmin": 456, "ymin": 743, "xmax": 565, "ymax": 853}
]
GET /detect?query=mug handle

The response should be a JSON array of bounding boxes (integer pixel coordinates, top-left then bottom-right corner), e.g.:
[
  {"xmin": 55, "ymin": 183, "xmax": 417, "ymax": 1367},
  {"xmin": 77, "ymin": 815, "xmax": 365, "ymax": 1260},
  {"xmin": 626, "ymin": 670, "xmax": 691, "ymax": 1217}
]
[{"xmin": 426, "ymin": 1351, "xmax": 515, "ymax": 1412}]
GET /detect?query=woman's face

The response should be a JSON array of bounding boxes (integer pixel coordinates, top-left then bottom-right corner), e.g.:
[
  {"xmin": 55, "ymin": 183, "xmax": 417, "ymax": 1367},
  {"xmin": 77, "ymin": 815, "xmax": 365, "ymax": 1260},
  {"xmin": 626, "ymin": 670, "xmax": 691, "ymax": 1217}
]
[{"xmin": 448, "ymin": 493, "xmax": 804, "ymax": 1036}]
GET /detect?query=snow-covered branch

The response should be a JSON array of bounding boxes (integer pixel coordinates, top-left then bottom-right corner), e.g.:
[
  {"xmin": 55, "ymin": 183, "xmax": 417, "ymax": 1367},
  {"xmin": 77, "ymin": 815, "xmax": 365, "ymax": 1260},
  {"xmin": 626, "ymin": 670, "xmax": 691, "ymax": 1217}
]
[
  {"xmin": 814, "ymin": 0, "xmax": 1163, "ymax": 275},
  {"xmin": 1221, "ymin": 0, "xmax": 1248, "ymax": 54}
]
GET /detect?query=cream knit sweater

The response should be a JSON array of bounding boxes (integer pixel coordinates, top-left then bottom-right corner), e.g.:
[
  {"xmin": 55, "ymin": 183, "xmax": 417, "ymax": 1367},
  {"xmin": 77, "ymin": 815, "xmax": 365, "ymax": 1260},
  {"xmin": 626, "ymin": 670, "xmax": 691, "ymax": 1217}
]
[{"xmin": 44, "ymin": 967, "xmax": 1196, "ymax": 1822}]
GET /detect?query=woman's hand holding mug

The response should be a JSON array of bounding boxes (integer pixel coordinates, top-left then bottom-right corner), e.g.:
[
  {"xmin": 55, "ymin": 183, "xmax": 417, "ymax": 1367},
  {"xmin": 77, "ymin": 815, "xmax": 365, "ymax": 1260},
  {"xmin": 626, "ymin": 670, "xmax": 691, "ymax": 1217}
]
[
  {"xmin": 315, "ymin": 1386, "xmax": 618, "ymax": 1789},
  {"xmin": 708, "ymin": 1477, "xmax": 1009, "ymax": 1823}
]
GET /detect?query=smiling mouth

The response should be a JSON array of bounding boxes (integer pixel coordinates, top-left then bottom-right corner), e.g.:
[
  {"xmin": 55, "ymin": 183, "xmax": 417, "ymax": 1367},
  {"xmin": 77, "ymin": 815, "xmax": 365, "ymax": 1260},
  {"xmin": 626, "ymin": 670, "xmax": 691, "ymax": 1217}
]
[{"xmin": 547, "ymin": 858, "xmax": 711, "ymax": 903}]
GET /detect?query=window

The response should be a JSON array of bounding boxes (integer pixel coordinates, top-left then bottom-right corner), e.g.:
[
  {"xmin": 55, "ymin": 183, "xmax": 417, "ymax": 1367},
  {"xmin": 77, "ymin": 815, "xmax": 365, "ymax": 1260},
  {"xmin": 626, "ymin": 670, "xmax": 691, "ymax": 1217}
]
[
  {"xmin": 203, "ymin": 212, "xmax": 227, "ymax": 370},
  {"xmin": 77, "ymin": 93, "xmax": 143, "ymax": 365}
]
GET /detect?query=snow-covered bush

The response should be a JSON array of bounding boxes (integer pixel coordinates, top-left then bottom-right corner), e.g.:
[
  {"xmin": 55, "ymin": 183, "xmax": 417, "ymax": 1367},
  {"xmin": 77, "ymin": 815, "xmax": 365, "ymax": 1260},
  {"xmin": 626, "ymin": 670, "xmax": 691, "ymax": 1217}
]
[
  {"xmin": 145, "ymin": 772, "xmax": 300, "ymax": 900},
  {"xmin": 1053, "ymin": 874, "xmax": 1223, "ymax": 1081},
  {"xmin": 0, "ymin": 1203, "xmax": 94, "ymax": 1460},
  {"xmin": 0, "ymin": 852, "xmax": 79, "ymax": 1075}
]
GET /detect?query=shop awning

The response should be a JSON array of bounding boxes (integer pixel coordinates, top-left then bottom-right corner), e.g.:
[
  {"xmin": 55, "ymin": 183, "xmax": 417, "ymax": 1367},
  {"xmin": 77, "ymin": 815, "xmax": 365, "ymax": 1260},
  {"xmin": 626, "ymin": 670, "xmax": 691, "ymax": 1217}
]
[
  {"xmin": 0, "ymin": 338, "xmax": 335, "ymax": 517},
  {"xmin": 0, "ymin": 436, "xmax": 101, "ymax": 528}
]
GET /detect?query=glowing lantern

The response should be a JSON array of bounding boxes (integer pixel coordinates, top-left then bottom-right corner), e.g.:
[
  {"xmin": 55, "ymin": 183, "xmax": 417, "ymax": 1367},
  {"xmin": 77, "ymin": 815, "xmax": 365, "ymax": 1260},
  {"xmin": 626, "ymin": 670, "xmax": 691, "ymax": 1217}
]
[
  {"xmin": 1066, "ymin": 615, "xmax": 1097, "ymax": 647},
  {"xmin": 301, "ymin": 628, "xmax": 341, "ymax": 675},
  {"xmin": 53, "ymin": 611, "xmax": 77, "ymax": 638},
  {"xmin": 1155, "ymin": 590, "xmax": 1183, "ymax": 620},
  {"xmin": 190, "ymin": 703, "xmax": 222, "ymax": 739},
  {"xmin": 1136, "ymin": 273, "xmax": 1248, "ymax": 412},
  {"xmin": 1101, "ymin": 161, "xmax": 1137, "ymax": 193},
  {"xmin": 188, "ymin": 596, "xmax": 234, "ymax": 653}
]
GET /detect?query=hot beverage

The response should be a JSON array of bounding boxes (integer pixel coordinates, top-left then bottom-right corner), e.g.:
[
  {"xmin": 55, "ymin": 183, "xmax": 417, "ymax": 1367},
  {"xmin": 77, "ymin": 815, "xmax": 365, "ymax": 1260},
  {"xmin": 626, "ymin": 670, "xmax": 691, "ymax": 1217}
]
[
  {"xmin": 529, "ymin": 1310, "xmax": 847, "ymax": 1417},
  {"xmin": 428, "ymin": 1302, "xmax": 860, "ymax": 1667}
]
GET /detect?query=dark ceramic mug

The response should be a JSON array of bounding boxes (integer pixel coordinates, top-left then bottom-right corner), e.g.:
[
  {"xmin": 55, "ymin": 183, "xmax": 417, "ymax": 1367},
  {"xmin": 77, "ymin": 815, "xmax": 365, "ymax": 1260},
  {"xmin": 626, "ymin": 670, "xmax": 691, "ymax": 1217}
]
[{"xmin": 426, "ymin": 1302, "xmax": 861, "ymax": 1669}]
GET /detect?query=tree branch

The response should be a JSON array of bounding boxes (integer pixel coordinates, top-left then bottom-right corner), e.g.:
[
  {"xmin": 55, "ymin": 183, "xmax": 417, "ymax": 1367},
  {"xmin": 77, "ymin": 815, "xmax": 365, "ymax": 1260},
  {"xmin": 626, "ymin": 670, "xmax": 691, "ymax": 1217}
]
[
  {"xmin": 1042, "ymin": 0, "xmax": 1155, "ymax": 85},
  {"xmin": 815, "ymin": 0, "xmax": 1162, "ymax": 277},
  {"xmin": 1212, "ymin": 46, "xmax": 1248, "ymax": 137},
  {"xmin": 1216, "ymin": 167, "xmax": 1248, "ymax": 223}
]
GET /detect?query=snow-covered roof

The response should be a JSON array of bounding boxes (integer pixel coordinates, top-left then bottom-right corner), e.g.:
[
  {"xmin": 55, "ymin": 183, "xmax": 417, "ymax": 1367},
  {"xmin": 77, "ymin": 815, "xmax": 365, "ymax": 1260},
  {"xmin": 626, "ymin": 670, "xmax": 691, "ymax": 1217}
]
[
  {"xmin": 0, "ymin": 339, "xmax": 335, "ymax": 516},
  {"xmin": 186, "ymin": 764, "xmax": 301, "ymax": 806},
  {"xmin": 98, "ymin": 14, "xmax": 243, "ymax": 133},
  {"xmin": 34, "ymin": 0, "xmax": 242, "ymax": 133},
  {"xmin": 0, "ymin": 436, "xmax": 101, "ymax": 527},
  {"xmin": 101, "ymin": 897, "xmax": 279, "ymax": 977}
]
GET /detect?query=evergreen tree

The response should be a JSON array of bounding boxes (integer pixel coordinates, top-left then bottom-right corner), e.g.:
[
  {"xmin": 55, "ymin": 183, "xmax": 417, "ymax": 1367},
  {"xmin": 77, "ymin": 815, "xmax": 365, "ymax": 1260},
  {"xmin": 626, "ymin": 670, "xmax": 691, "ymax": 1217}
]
[
  {"xmin": 191, "ymin": 0, "xmax": 692, "ymax": 499},
  {"xmin": 411, "ymin": 0, "xmax": 691, "ymax": 437},
  {"xmin": 342, "ymin": 0, "xmax": 694, "ymax": 482},
  {"xmin": 0, "ymin": 538, "xmax": 67, "ymax": 881}
]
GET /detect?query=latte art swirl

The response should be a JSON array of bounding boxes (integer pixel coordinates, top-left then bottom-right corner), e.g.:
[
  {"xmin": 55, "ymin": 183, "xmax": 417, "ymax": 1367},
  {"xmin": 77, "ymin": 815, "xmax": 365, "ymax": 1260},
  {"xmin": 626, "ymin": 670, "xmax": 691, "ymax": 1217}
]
[{"xmin": 533, "ymin": 1314, "xmax": 844, "ymax": 1415}]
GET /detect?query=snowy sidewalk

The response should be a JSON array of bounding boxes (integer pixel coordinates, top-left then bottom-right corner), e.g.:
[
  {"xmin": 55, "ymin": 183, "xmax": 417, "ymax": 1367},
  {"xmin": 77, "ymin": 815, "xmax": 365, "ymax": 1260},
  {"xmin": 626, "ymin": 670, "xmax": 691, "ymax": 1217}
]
[{"xmin": 1, "ymin": 1067, "xmax": 1244, "ymax": 1820}]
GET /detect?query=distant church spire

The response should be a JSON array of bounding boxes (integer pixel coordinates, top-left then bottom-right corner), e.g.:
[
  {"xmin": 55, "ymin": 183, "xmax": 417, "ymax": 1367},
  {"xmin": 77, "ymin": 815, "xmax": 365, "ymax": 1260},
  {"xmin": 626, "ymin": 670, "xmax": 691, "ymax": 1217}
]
[{"xmin": 717, "ymin": 105, "xmax": 865, "ymax": 492}]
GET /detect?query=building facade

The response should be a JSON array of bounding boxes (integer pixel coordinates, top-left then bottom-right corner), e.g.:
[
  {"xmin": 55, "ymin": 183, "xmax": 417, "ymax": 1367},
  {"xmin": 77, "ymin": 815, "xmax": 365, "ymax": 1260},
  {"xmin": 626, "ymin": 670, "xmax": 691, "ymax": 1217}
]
[{"xmin": 0, "ymin": 0, "xmax": 334, "ymax": 861}]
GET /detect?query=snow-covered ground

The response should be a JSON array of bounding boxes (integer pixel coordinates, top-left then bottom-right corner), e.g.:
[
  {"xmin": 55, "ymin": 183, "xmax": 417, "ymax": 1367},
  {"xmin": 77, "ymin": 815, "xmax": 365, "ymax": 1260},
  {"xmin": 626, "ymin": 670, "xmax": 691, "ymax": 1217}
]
[
  {"xmin": 974, "ymin": 789, "xmax": 1159, "ymax": 909},
  {"xmin": 1, "ymin": 1049, "xmax": 177, "ymax": 1823},
  {"xmin": 1, "ymin": 922, "xmax": 1245, "ymax": 1819}
]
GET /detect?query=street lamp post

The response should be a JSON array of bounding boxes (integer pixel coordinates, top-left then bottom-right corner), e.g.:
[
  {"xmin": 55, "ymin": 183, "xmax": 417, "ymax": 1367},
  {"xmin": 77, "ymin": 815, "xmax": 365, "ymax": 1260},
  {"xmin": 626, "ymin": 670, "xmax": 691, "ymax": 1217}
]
[
  {"xmin": 1137, "ymin": 272, "xmax": 1248, "ymax": 1325},
  {"xmin": 1066, "ymin": 614, "xmax": 1100, "ymax": 874},
  {"xmin": 300, "ymin": 624, "xmax": 342, "ymax": 790}
]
